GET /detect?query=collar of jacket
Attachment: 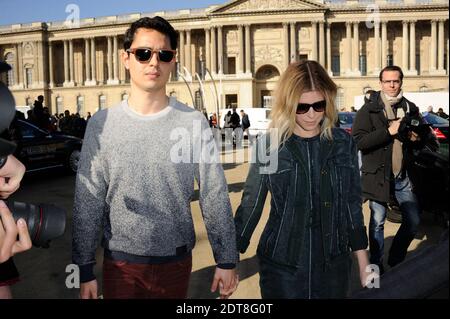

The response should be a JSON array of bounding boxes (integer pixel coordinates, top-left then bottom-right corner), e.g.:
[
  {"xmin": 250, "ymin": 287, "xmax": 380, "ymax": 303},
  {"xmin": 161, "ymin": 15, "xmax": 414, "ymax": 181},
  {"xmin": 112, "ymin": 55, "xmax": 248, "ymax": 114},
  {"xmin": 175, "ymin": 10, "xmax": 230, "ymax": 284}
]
[{"xmin": 285, "ymin": 133, "xmax": 335, "ymax": 170}]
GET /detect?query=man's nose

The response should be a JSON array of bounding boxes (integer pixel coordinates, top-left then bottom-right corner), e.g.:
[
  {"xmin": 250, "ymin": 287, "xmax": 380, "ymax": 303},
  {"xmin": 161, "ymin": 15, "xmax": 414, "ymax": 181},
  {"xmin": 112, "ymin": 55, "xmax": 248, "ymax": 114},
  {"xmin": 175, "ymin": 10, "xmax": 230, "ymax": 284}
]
[{"xmin": 149, "ymin": 51, "xmax": 159, "ymax": 66}]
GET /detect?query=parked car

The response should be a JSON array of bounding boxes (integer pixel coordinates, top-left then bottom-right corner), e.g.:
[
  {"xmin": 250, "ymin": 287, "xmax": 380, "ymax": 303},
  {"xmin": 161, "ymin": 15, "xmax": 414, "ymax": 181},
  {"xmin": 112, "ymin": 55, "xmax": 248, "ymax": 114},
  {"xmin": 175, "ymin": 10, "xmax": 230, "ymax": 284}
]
[
  {"xmin": 422, "ymin": 111, "xmax": 449, "ymax": 157},
  {"xmin": 337, "ymin": 112, "xmax": 356, "ymax": 134},
  {"xmin": 8, "ymin": 119, "xmax": 82, "ymax": 174}
]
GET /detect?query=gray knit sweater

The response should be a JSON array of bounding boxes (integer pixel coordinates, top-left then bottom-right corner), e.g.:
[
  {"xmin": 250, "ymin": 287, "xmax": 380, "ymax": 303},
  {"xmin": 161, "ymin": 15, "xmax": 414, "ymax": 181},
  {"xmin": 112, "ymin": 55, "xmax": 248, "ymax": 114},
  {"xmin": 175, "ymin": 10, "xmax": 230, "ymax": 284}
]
[{"xmin": 72, "ymin": 97, "xmax": 238, "ymax": 278}]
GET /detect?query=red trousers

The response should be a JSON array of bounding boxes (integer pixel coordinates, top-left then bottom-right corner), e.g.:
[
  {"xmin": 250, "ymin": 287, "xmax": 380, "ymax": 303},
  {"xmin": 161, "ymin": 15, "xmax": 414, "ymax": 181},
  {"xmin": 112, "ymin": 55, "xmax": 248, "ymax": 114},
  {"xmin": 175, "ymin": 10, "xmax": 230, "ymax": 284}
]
[{"xmin": 102, "ymin": 255, "xmax": 192, "ymax": 299}]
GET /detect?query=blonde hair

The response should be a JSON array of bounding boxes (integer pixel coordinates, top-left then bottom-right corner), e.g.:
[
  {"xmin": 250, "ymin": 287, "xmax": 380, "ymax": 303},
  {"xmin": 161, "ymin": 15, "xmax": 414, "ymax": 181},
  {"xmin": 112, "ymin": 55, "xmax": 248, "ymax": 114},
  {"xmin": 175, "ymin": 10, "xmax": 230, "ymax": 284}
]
[{"xmin": 269, "ymin": 60, "xmax": 338, "ymax": 148}]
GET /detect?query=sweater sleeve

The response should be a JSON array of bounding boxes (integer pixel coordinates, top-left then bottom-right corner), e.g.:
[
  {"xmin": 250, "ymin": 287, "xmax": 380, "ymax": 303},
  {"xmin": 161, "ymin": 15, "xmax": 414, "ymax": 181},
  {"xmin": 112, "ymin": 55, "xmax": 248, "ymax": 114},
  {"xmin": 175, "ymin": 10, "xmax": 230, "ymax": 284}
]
[
  {"xmin": 72, "ymin": 115, "xmax": 108, "ymax": 281},
  {"xmin": 194, "ymin": 116, "xmax": 239, "ymax": 265}
]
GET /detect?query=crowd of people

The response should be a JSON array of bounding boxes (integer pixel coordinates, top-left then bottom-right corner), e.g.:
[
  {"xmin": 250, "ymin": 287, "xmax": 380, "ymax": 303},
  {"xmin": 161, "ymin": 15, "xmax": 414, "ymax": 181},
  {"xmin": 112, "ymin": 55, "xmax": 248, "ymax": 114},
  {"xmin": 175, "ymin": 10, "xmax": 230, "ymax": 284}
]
[{"xmin": 17, "ymin": 95, "xmax": 91, "ymax": 139}]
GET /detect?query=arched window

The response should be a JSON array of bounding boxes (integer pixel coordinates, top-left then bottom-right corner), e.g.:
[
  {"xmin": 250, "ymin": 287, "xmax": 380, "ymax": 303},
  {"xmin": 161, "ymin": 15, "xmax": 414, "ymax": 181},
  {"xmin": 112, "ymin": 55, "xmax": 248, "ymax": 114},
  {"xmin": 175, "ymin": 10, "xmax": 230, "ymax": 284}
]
[
  {"xmin": 25, "ymin": 67, "xmax": 33, "ymax": 87},
  {"xmin": 255, "ymin": 65, "xmax": 280, "ymax": 80},
  {"xmin": 419, "ymin": 85, "xmax": 428, "ymax": 92},
  {"xmin": 5, "ymin": 52, "xmax": 14, "ymax": 87},
  {"xmin": 99, "ymin": 94, "xmax": 106, "ymax": 110},
  {"xmin": 77, "ymin": 95, "xmax": 85, "ymax": 116}
]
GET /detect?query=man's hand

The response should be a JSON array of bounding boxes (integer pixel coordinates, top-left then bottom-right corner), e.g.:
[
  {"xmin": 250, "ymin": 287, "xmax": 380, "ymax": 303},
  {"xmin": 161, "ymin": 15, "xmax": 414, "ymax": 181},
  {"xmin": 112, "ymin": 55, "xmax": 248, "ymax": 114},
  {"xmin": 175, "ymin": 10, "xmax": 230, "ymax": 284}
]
[
  {"xmin": 388, "ymin": 118, "xmax": 402, "ymax": 136},
  {"xmin": 0, "ymin": 200, "xmax": 32, "ymax": 263},
  {"xmin": 210, "ymin": 267, "xmax": 239, "ymax": 299},
  {"xmin": 408, "ymin": 131, "xmax": 421, "ymax": 142},
  {"xmin": 0, "ymin": 155, "xmax": 26, "ymax": 199},
  {"xmin": 80, "ymin": 280, "xmax": 98, "ymax": 299}
]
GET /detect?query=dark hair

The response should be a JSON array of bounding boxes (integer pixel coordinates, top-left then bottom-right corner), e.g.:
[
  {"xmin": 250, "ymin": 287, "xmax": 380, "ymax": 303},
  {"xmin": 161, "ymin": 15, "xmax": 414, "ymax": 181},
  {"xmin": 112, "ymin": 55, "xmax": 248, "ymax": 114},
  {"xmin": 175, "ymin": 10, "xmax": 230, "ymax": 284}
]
[
  {"xmin": 124, "ymin": 16, "xmax": 178, "ymax": 51},
  {"xmin": 379, "ymin": 65, "xmax": 404, "ymax": 82}
]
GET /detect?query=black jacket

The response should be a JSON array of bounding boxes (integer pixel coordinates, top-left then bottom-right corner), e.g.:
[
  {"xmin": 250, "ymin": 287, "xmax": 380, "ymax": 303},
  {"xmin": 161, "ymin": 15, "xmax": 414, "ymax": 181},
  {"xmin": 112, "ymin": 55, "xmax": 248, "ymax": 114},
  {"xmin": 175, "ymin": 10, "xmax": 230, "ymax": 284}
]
[
  {"xmin": 234, "ymin": 129, "xmax": 367, "ymax": 268},
  {"xmin": 352, "ymin": 91, "xmax": 437, "ymax": 203}
]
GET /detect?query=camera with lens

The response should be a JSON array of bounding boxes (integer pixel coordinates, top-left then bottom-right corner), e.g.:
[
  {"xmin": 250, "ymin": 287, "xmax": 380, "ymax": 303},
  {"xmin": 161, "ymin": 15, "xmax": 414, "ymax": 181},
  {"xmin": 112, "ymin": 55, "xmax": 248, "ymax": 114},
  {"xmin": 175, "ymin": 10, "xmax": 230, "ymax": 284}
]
[
  {"xmin": 397, "ymin": 112, "xmax": 431, "ymax": 144},
  {"xmin": 0, "ymin": 60, "xmax": 66, "ymax": 248}
]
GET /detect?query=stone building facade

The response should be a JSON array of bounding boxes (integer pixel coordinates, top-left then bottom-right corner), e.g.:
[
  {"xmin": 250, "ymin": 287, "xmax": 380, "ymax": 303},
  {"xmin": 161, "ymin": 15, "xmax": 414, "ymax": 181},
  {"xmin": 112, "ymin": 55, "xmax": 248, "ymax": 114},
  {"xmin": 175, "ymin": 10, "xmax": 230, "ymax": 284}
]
[{"xmin": 0, "ymin": 0, "xmax": 448, "ymax": 116}]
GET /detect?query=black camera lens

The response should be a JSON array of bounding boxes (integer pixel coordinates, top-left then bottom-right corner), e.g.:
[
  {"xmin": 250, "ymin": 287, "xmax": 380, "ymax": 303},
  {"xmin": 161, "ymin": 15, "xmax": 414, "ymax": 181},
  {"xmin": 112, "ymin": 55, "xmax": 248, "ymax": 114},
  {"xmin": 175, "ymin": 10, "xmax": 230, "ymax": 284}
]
[{"xmin": 6, "ymin": 201, "xmax": 66, "ymax": 248}]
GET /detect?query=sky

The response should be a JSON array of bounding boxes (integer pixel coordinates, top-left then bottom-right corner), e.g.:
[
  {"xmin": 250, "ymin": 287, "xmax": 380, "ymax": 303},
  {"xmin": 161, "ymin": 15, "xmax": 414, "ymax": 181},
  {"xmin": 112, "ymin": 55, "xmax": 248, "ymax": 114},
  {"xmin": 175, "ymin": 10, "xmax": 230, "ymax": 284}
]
[{"xmin": 0, "ymin": 0, "xmax": 226, "ymax": 26}]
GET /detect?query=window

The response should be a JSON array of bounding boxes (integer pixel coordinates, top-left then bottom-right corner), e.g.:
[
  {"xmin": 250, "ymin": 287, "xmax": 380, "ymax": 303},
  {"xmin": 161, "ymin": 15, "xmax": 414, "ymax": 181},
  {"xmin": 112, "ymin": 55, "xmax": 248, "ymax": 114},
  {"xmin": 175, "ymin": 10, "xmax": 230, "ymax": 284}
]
[
  {"xmin": 99, "ymin": 95, "xmax": 106, "ymax": 110},
  {"xmin": 227, "ymin": 57, "xmax": 236, "ymax": 74},
  {"xmin": 387, "ymin": 54, "xmax": 394, "ymax": 67},
  {"xmin": 56, "ymin": 96, "xmax": 64, "ymax": 114},
  {"xmin": 195, "ymin": 90, "xmax": 203, "ymax": 110},
  {"xmin": 26, "ymin": 68, "xmax": 33, "ymax": 87},
  {"xmin": 359, "ymin": 55, "xmax": 367, "ymax": 76},
  {"xmin": 77, "ymin": 96, "xmax": 84, "ymax": 116},
  {"xmin": 419, "ymin": 85, "xmax": 428, "ymax": 92},
  {"xmin": 5, "ymin": 52, "xmax": 15, "ymax": 87},
  {"xmin": 299, "ymin": 54, "xmax": 308, "ymax": 63},
  {"xmin": 25, "ymin": 97, "xmax": 32, "ymax": 107},
  {"xmin": 332, "ymin": 55, "xmax": 340, "ymax": 76},
  {"xmin": 225, "ymin": 94, "xmax": 238, "ymax": 109}
]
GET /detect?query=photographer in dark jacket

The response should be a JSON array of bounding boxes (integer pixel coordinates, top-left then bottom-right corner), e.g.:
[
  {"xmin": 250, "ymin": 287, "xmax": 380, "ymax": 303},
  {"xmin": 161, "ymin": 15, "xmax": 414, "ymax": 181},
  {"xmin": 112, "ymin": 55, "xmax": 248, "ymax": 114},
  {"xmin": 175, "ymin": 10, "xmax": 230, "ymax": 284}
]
[{"xmin": 352, "ymin": 65, "xmax": 437, "ymax": 274}]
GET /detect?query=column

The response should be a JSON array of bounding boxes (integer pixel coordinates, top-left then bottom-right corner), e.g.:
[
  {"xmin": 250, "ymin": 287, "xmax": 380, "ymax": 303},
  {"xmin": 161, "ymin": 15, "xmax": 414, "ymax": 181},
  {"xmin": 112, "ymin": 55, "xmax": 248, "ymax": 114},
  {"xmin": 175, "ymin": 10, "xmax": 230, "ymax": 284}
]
[
  {"xmin": 63, "ymin": 40, "xmax": 69, "ymax": 86},
  {"xmin": 238, "ymin": 25, "xmax": 244, "ymax": 74},
  {"xmin": 17, "ymin": 43, "xmax": 23, "ymax": 87},
  {"xmin": 107, "ymin": 36, "xmax": 113, "ymax": 83},
  {"xmin": 90, "ymin": 38, "xmax": 97, "ymax": 84},
  {"xmin": 211, "ymin": 27, "xmax": 217, "ymax": 74},
  {"xmin": 438, "ymin": 19, "xmax": 445, "ymax": 72},
  {"xmin": 319, "ymin": 21, "xmax": 325, "ymax": 66},
  {"xmin": 48, "ymin": 41, "xmax": 54, "ymax": 87},
  {"xmin": 186, "ymin": 29, "xmax": 192, "ymax": 74},
  {"xmin": 14, "ymin": 43, "xmax": 20, "ymax": 86},
  {"xmin": 430, "ymin": 20, "xmax": 437, "ymax": 72},
  {"xmin": 345, "ymin": 22, "xmax": 352, "ymax": 75},
  {"xmin": 179, "ymin": 30, "xmax": 185, "ymax": 71},
  {"xmin": 113, "ymin": 36, "xmax": 119, "ymax": 83},
  {"xmin": 245, "ymin": 24, "xmax": 251, "ymax": 74},
  {"xmin": 69, "ymin": 39, "xmax": 74, "ymax": 86},
  {"xmin": 205, "ymin": 28, "xmax": 211, "ymax": 72},
  {"xmin": 290, "ymin": 22, "xmax": 296, "ymax": 62},
  {"xmin": 447, "ymin": 35, "xmax": 449, "ymax": 75},
  {"xmin": 352, "ymin": 21, "xmax": 360, "ymax": 74},
  {"xmin": 84, "ymin": 38, "xmax": 90, "ymax": 85},
  {"xmin": 326, "ymin": 22, "xmax": 332, "ymax": 75},
  {"xmin": 373, "ymin": 21, "xmax": 381, "ymax": 74},
  {"xmin": 37, "ymin": 41, "xmax": 45, "ymax": 87},
  {"xmin": 402, "ymin": 21, "xmax": 409, "ymax": 71},
  {"xmin": 311, "ymin": 21, "xmax": 318, "ymax": 61},
  {"xmin": 381, "ymin": 21, "xmax": 387, "ymax": 68},
  {"xmin": 283, "ymin": 22, "xmax": 289, "ymax": 69},
  {"xmin": 409, "ymin": 20, "xmax": 417, "ymax": 75},
  {"xmin": 218, "ymin": 26, "xmax": 223, "ymax": 74}
]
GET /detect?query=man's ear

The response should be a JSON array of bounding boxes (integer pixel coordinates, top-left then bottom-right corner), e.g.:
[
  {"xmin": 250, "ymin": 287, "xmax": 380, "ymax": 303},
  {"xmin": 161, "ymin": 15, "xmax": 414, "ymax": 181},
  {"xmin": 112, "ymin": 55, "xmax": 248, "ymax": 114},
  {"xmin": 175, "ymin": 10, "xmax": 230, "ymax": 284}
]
[{"xmin": 122, "ymin": 50, "xmax": 130, "ymax": 70}]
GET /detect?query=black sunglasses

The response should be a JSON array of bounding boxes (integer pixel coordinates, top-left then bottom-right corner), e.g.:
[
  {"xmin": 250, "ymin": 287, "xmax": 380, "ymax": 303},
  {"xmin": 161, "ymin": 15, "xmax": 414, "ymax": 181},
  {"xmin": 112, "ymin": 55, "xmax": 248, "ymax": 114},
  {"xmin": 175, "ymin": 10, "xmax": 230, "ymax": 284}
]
[
  {"xmin": 296, "ymin": 100, "xmax": 327, "ymax": 114},
  {"xmin": 126, "ymin": 47, "xmax": 176, "ymax": 63}
]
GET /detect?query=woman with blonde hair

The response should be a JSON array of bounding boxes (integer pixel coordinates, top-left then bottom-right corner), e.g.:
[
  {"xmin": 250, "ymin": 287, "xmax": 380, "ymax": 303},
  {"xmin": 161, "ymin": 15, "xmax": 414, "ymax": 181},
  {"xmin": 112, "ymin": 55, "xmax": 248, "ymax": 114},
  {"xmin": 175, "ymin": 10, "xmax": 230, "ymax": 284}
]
[{"xmin": 234, "ymin": 60, "xmax": 370, "ymax": 298}]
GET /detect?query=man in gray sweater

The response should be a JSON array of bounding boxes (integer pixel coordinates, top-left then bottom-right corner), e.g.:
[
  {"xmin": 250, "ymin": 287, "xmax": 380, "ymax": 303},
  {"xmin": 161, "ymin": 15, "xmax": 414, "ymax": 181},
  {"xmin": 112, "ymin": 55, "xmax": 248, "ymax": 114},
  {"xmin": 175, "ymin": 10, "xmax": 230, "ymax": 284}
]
[{"xmin": 72, "ymin": 16, "xmax": 239, "ymax": 299}]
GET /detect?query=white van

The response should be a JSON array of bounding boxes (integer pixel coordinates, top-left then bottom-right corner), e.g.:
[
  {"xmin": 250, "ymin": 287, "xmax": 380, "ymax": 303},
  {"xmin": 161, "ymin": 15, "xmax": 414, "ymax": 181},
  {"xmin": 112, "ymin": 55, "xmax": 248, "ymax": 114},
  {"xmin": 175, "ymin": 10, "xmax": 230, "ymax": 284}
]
[{"xmin": 218, "ymin": 107, "xmax": 272, "ymax": 138}]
